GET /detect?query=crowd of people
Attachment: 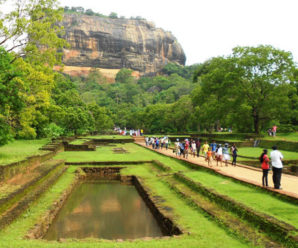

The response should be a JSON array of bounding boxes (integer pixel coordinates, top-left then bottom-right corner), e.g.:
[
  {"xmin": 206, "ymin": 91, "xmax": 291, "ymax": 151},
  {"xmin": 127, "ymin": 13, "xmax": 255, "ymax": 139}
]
[
  {"xmin": 144, "ymin": 136, "xmax": 284, "ymax": 190},
  {"xmin": 144, "ymin": 137, "xmax": 239, "ymax": 167}
]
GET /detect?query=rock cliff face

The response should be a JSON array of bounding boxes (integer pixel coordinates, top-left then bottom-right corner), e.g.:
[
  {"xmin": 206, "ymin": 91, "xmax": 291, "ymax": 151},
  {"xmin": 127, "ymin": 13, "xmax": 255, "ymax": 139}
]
[{"xmin": 60, "ymin": 14, "xmax": 186, "ymax": 78}]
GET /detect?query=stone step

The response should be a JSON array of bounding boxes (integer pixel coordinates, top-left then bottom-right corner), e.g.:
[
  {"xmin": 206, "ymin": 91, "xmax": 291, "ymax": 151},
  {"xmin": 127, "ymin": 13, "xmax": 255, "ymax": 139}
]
[
  {"xmin": 0, "ymin": 160, "xmax": 66, "ymax": 229},
  {"xmin": 165, "ymin": 177, "xmax": 282, "ymax": 248}
]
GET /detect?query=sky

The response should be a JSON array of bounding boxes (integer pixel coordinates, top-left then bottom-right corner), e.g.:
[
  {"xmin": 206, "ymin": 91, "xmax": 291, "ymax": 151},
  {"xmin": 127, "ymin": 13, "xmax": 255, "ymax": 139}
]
[{"xmin": 11, "ymin": 0, "xmax": 298, "ymax": 65}]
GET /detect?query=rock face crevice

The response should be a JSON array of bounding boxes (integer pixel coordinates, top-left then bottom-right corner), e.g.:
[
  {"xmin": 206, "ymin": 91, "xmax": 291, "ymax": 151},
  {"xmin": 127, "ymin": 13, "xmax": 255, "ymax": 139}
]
[{"xmin": 61, "ymin": 14, "xmax": 186, "ymax": 76}]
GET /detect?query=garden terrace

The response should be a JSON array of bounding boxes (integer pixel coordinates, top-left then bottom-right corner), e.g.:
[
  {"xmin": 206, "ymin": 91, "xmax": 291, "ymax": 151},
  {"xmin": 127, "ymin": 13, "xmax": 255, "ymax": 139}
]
[{"xmin": 0, "ymin": 137, "xmax": 297, "ymax": 247}]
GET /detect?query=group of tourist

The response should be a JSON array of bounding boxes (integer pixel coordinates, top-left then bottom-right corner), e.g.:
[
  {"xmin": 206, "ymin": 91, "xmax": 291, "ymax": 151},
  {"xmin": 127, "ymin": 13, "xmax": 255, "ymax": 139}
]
[
  {"xmin": 145, "ymin": 137, "xmax": 239, "ymax": 167},
  {"xmin": 267, "ymin": 125, "xmax": 278, "ymax": 136},
  {"xmin": 144, "ymin": 136, "xmax": 284, "ymax": 190},
  {"xmin": 114, "ymin": 127, "xmax": 144, "ymax": 136},
  {"xmin": 145, "ymin": 137, "xmax": 170, "ymax": 150},
  {"xmin": 259, "ymin": 146, "xmax": 284, "ymax": 189}
]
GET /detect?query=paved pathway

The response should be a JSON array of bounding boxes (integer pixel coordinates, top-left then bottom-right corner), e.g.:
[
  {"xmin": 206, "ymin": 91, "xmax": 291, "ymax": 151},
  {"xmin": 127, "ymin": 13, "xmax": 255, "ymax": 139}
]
[{"xmin": 135, "ymin": 139, "xmax": 298, "ymax": 199}]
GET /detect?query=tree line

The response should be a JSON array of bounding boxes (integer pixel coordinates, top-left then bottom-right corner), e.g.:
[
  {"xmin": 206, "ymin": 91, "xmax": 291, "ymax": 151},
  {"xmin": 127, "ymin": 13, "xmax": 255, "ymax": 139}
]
[{"xmin": 0, "ymin": 0, "xmax": 297, "ymax": 147}]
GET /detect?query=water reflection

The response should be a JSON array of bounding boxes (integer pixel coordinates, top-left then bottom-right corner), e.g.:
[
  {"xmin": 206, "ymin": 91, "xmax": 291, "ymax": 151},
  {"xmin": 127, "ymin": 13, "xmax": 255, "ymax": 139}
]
[{"xmin": 44, "ymin": 181, "xmax": 163, "ymax": 240}]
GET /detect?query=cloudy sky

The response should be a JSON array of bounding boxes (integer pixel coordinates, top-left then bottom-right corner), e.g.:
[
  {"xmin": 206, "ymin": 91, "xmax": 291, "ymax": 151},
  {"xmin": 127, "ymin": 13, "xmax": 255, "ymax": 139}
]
[{"xmin": 59, "ymin": 0, "xmax": 297, "ymax": 65}]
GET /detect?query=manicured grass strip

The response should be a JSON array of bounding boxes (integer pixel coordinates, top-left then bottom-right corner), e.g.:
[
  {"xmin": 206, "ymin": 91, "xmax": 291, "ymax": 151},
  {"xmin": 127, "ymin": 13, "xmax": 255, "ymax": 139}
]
[
  {"xmin": 69, "ymin": 139, "xmax": 90, "ymax": 145},
  {"xmin": 54, "ymin": 143, "xmax": 192, "ymax": 173},
  {"xmin": 237, "ymin": 147, "xmax": 298, "ymax": 160},
  {"xmin": 84, "ymin": 135, "xmax": 132, "ymax": 139},
  {"xmin": 261, "ymin": 133, "xmax": 298, "ymax": 142},
  {"xmin": 183, "ymin": 170, "xmax": 298, "ymax": 229},
  {"xmin": 0, "ymin": 139, "xmax": 49, "ymax": 165},
  {"xmin": 0, "ymin": 164, "xmax": 253, "ymax": 248}
]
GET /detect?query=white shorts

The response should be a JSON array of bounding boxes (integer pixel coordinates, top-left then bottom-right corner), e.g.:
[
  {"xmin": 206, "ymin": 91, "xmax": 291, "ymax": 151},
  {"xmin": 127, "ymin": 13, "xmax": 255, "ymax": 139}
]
[{"xmin": 223, "ymin": 154, "xmax": 230, "ymax": 161}]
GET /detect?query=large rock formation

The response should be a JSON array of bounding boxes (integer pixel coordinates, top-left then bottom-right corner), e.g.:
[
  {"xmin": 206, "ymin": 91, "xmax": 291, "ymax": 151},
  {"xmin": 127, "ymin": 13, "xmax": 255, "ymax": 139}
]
[{"xmin": 59, "ymin": 14, "xmax": 186, "ymax": 79}]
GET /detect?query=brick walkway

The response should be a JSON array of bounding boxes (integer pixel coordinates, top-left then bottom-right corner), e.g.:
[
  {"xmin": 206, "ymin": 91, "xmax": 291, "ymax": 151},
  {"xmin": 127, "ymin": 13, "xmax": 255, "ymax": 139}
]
[{"xmin": 135, "ymin": 139, "xmax": 298, "ymax": 199}]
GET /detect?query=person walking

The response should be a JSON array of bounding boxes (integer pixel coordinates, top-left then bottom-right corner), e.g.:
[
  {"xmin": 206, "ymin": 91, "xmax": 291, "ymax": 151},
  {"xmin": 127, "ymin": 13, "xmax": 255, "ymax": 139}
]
[
  {"xmin": 179, "ymin": 141, "xmax": 185, "ymax": 158},
  {"xmin": 184, "ymin": 139, "xmax": 190, "ymax": 159},
  {"xmin": 196, "ymin": 139, "xmax": 201, "ymax": 157},
  {"xmin": 210, "ymin": 141, "xmax": 217, "ymax": 160},
  {"xmin": 259, "ymin": 149, "xmax": 270, "ymax": 187},
  {"xmin": 164, "ymin": 137, "xmax": 169, "ymax": 150},
  {"xmin": 222, "ymin": 143, "xmax": 230, "ymax": 166},
  {"xmin": 175, "ymin": 139, "xmax": 180, "ymax": 157},
  {"xmin": 207, "ymin": 148, "xmax": 213, "ymax": 167},
  {"xmin": 231, "ymin": 144, "xmax": 238, "ymax": 166},
  {"xmin": 270, "ymin": 146, "xmax": 283, "ymax": 189},
  {"xmin": 272, "ymin": 125, "xmax": 277, "ymax": 137},
  {"xmin": 202, "ymin": 141, "xmax": 209, "ymax": 161},
  {"xmin": 216, "ymin": 144, "xmax": 223, "ymax": 166},
  {"xmin": 191, "ymin": 140, "xmax": 197, "ymax": 157}
]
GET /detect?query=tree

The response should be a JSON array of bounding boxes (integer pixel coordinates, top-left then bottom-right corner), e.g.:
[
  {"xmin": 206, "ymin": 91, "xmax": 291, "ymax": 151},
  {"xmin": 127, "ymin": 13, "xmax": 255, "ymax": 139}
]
[
  {"xmin": 0, "ymin": 47, "xmax": 24, "ymax": 144},
  {"xmin": 115, "ymin": 68, "xmax": 134, "ymax": 84},
  {"xmin": 229, "ymin": 45, "xmax": 295, "ymax": 133},
  {"xmin": 192, "ymin": 45, "xmax": 297, "ymax": 134},
  {"xmin": 109, "ymin": 12, "xmax": 118, "ymax": 19},
  {"xmin": 0, "ymin": 0, "xmax": 67, "ymax": 65}
]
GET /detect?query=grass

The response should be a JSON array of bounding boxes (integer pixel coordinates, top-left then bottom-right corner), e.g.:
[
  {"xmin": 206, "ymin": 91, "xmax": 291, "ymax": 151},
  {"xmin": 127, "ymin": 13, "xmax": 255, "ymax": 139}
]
[
  {"xmin": 54, "ymin": 143, "xmax": 192, "ymax": 172},
  {"xmin": 83, "ymin": 135, "xmax": 132, "ymax": 139},
  {"xmin": 69, "ymin": 139, "xmax": 90, "ymax": 145},
  {"xmin": 0, "ymin": 164, "xmax": 254, "ymax": 248},
  {"xmin": 0, "ymin": 139, "xmax": 49, "ymax": 165},
  {"xmin": 183, "ymin": 170, "xmax": 298, "ymax": 228},
  {"xmin": 1, "ymin": 142, "xmax": 296, "ymax": 247},
  {"xmin": 237, "ymin": 147, "xmax": 298, "ymax": 160},
  {"xmin": 261, "ymin": 132, "xmax": 298, "ymax": 142}
]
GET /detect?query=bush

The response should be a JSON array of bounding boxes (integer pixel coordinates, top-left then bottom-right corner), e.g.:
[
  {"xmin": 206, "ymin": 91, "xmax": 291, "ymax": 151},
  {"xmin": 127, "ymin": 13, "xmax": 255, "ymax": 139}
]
[
  {"xmin": 277, "ymin": 124, "xmax": 298, "ymax": 133},
  {"xmin": 43, "ymin": 123, "xmax": 64, "ymax": 139}
]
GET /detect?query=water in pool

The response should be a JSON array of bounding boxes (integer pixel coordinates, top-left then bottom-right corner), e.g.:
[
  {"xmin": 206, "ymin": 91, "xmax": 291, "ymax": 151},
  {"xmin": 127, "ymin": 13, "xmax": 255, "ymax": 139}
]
[{"xmin": 44, "ymin": 181, "xmax": 163, "ymax": 240}]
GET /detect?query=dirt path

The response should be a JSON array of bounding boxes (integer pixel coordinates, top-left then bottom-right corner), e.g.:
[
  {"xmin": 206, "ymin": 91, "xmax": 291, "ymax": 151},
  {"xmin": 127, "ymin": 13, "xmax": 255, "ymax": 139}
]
[{"xmin": 135, "ymin": 140, "xmax": 298, "ymax": 199}]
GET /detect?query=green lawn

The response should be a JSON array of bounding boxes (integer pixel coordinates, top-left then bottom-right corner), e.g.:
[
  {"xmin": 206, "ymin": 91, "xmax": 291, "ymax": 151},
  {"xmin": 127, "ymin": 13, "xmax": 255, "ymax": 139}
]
[
  {"xmin": 83, "ymin": 135, "xmax": 132, "ymax": 139},
  {"xmin": 183, "ymin": 171, "xmax": 298, "ymax": 229},
  {"xmin": 237, "ymin": 147, "xmax": 298, "ymax": 160},
  {"xmin": 0, "ymin": 139, "xmax": 49, "ymax": 165},
  {"xmin": 55, "ymin": 143, "xmax": 298, "ymax": 228},
  {"xmin": 69, "ymin": 139, "xmax": 90, "ymax": 145},
  {"xmin": 261, "ymin": 132, "xmax": 298, "ymax": 142},
  {"xmin": 1, "ymin": 142, "xmax": 295, "ymax": 247},
  {"xmin": 0, "ymin": 164, "xmax": 253, "ymax": 248}
]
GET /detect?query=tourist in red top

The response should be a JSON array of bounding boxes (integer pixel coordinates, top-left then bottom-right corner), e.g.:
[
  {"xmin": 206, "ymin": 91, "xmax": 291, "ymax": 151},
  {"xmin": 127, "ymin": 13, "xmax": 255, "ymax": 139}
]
[{"xmin": 260, "ymin": 149, "xmax": 270, "ymax": 187}]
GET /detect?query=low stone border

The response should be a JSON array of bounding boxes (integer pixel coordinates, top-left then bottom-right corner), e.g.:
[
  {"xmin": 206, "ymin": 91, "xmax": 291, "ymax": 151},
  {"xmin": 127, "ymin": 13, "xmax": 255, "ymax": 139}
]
[
  {"xmin": 0, "ymin": 162, "xmax": 67, "ymax": 230},
  {"xmin": 166, "ymin": 178, "xmax": 281, "ymax": 248},
  {"xmin": 133, "ymin": 176, "xmax": 182, "ymax": 236},
  {"xmin": 151, "ymin": 160, "xmax": 171, "ymax": 172},
  {"xmin": 65, "ymin": 160, "xmax": 152, "ymax": 165},
  {"xmin": 174, "ymin": 172, "xmax": 298, "ymax": 246},
  {"xmin": 0, "ymin": 151, "xmax": 58, "ymax": 181},
  {"xmin": 63, "ymin": 142, "xmax": 96, "ymax": 151},
  {"xmin": 88, "ymin": 138, "xmax": 134, "ymax": 144},
  {"xmin": 0, "ymin": 160, "xmax": 65, "ymax": 215}
]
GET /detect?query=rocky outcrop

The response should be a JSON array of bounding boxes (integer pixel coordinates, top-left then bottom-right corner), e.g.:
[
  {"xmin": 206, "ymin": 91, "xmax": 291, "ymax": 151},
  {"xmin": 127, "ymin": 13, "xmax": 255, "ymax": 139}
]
[{"xmin": 60, "ymin": 14, "xmax": 186, "ymax": 77}]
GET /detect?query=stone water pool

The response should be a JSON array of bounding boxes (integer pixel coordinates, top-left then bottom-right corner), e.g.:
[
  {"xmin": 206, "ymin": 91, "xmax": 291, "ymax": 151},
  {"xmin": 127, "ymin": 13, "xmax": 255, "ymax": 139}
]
[{"xmin": 44, "ymin": 180, "xmax": 164, "ymax": 240}]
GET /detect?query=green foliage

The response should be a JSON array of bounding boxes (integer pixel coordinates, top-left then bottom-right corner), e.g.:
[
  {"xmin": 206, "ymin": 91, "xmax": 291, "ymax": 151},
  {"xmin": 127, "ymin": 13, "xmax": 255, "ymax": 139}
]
[
  {"xmin": 191, "ymin": 45, "xmax": 297, "ymax": 134},
  {"xmin": 115, "ymin": 68, "xmax": 134, "ymax": 84},
  {"xmin": 109, "ymin": 12, "xmax": 118, "ymax": 19},
  {"xmin": 43, "ymin": 123, "xmax": 64, "ymax": 138},
  {"xmin": 162, "ymin": 63, "xmax": 198, "ymax": 80},
  {"xmin": 0, "ymin": 47, "xmax": 23, "ymax": 144}
]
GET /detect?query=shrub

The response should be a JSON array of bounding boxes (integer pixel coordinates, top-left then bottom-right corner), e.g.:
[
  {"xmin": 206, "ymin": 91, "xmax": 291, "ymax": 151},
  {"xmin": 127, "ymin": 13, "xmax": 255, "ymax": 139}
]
[{"xmin": 43, "ymin": 123, "xmax": 64, "ymax": 139}]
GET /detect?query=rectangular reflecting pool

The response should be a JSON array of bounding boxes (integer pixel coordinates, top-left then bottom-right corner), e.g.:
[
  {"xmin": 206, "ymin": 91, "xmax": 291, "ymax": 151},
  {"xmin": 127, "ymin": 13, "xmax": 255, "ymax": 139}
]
[{"xmin": 44, "ymin": 180, "xmax": 164, "ymax": 240}]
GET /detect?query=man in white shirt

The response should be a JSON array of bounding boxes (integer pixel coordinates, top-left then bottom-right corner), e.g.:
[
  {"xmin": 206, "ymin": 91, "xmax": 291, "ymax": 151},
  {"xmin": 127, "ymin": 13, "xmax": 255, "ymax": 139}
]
[{"xmin": 270, "ymin": 146, "xmax": 283, "ymax": 189}]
